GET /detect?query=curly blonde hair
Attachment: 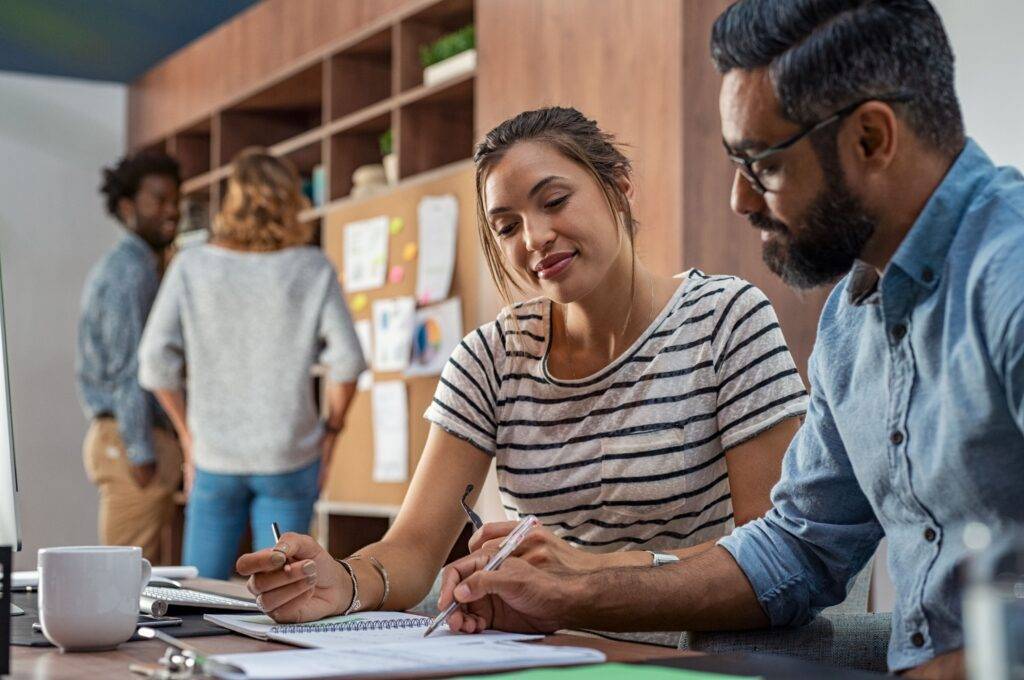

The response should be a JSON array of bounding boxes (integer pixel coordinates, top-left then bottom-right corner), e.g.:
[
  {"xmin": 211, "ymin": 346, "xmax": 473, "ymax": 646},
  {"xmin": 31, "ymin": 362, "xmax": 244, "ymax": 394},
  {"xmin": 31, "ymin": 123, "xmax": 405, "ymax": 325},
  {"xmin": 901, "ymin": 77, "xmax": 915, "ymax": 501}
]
[{"xmin": 213, "ymin": 148, "xmax": 312, "ymax": 251}]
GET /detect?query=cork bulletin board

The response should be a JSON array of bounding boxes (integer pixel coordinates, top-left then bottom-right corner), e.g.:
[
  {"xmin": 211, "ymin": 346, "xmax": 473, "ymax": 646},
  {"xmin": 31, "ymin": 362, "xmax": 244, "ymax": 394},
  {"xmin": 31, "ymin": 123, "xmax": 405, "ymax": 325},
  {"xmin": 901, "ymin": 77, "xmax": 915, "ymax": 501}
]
[{"xmin": 320, "ymin": 161, "xmax": 481, "ymax": 506}]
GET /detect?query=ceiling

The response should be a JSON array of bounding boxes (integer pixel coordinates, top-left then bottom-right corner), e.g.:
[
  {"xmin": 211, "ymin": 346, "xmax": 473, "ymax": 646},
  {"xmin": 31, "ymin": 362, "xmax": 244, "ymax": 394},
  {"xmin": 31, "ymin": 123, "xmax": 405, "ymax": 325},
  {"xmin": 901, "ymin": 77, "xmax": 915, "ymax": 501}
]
[{"xmin": 0, "ymin": 0, "xmax": 259, "ymax": 83}]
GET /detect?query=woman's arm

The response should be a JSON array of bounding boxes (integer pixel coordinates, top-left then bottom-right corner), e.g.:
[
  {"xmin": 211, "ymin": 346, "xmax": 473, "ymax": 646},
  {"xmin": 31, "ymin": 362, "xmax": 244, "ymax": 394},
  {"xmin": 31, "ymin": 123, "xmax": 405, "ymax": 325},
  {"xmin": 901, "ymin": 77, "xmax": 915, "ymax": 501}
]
[
  {"xmin": 236, "ymin": 424, "xmax": 493, "ymax": 621},
  {"xmin": 463, "ymin": 416, "xmax": 801, "ymax": 573},
  {"xmin": 153, "ymin": 388, "xmax": 188, "ymax": 442}
]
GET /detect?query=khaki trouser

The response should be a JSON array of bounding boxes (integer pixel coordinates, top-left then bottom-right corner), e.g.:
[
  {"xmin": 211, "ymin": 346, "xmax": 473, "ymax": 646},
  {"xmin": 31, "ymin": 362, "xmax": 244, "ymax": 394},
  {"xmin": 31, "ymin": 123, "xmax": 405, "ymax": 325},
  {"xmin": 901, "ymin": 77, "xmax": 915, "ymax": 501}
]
[{"xmin": 82, "ymin": 418, "xmax": 182, "ymax": 562}]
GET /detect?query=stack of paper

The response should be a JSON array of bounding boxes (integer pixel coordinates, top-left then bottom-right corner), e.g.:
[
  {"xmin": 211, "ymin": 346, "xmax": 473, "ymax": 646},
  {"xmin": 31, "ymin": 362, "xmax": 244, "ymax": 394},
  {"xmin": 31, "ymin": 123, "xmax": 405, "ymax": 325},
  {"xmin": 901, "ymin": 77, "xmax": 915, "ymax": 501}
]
[{"xmin": 209, "ymin": 638, "xmax": 606, "ymax": 680}]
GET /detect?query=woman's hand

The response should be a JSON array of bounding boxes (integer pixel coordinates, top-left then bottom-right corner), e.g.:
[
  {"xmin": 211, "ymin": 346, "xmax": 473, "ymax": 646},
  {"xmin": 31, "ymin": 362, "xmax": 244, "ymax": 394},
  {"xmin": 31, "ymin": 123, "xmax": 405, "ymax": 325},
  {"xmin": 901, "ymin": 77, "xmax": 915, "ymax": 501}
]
[
  {"xmin": 468, "ymin": 521, "xmax": 604, "ymax": 573},
  {"xmin": 236, "ymin": 532, "xmax": 351, "ymax": 623},
  {"xmin": 318, "ymin": 430, "xmax": 339, "ymax": 491},
  {"xmin": 179, "ymin": 432, "xmax": 195, "ymax": 499}
]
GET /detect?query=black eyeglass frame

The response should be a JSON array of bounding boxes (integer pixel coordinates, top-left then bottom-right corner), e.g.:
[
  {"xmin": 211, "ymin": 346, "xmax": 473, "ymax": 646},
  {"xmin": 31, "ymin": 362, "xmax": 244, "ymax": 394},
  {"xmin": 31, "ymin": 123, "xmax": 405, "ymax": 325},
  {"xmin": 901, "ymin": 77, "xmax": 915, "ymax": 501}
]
[{"xmin": 724, "ymin": 92, "xmax": 914, "ymax": 195}]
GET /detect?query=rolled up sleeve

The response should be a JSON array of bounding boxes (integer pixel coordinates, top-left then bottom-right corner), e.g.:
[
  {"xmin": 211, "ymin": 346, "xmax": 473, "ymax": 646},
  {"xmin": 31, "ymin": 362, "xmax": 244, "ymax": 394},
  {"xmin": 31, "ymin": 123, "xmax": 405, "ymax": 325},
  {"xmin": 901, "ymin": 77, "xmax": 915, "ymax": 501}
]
[{"xmin": 718, "ymin": 345, "xmax": 884, "ymax": 627}]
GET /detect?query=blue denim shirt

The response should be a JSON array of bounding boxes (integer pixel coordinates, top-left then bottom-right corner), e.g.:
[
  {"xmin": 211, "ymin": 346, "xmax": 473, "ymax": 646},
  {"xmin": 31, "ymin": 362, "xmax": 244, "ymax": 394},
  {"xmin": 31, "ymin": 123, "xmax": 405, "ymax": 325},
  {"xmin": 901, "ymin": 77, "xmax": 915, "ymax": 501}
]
[
  {"xmin": 76, "ymin": 231, "xmax": 166, "ymax": 464},
  {"xmin": 719, "ymin": 139, "xmax": 1024, "ymax": 671}
]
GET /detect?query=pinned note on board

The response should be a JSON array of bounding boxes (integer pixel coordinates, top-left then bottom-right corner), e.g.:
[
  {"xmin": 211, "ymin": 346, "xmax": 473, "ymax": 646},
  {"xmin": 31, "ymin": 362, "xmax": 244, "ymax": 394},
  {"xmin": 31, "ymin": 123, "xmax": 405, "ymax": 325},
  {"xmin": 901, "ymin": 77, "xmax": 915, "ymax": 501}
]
[
  {"xmin": 371, "ymin": 380, "xmax": 408, "ymax": 483},
  {"xmin": 415, "ymin": 195, "xmax": 458, "ymax": 304},
  {"xmin": 389, "ymin": 216, "xmax": 404, "ymax": 235},
  {"xmin": 343, "ymin": 216, "xmax": 389, "ymax": 292},
  {"xmin": 351, "ymin": 293, "xmax": 368, "ymax": 313},
  {"xmin": 371, "ymin": 296, "xmax": 416, "ymax": 372},
  {"xmin": 406, "ymin": 297, "xmax": 463, "ymax": 377},
  {"xmin": 402, "ymin": 242, "xmax": 418, "ymax": 262},
  {"xmin": 388, "ymin": 265, "xmax": 405, "ymax": 284}
]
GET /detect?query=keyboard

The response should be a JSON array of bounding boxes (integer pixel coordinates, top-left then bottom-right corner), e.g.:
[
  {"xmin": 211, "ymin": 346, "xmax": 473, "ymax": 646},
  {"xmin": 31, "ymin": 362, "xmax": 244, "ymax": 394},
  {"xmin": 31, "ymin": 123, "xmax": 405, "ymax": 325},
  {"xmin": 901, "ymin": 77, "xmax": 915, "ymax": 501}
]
[{"xmin": 142, "ymin": 586, "xmax": 260, "ymax": 612}]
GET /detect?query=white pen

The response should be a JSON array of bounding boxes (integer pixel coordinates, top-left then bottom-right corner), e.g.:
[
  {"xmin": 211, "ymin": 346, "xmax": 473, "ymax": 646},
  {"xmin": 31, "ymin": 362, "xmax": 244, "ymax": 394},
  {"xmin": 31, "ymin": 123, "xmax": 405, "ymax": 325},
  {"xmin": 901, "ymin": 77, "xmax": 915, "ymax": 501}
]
[{"xmin": 423, "ymin": 515, "xmax": 540, "ymax": 637}]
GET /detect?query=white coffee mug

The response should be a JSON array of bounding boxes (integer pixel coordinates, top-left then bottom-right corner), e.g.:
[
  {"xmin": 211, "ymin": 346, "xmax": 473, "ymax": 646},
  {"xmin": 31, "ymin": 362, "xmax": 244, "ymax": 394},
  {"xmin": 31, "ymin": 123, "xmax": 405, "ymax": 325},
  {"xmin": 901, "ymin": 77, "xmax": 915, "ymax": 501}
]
[{"xmin": 38, "ymin": 546, "xmax": 151, "ymax": 652}]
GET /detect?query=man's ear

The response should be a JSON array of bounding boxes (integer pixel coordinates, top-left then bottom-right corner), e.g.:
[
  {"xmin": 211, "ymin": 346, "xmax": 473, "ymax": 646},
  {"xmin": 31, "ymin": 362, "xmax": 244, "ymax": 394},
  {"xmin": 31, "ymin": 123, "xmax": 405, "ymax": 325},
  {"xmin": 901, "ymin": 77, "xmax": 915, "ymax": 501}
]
[
  {"xmin": 117, "ymin": 196, "xmax": 135, "ymax": 226},
  {"xmin": 846, "ymin": 101, "xmax": 899, "ymax": 172}
]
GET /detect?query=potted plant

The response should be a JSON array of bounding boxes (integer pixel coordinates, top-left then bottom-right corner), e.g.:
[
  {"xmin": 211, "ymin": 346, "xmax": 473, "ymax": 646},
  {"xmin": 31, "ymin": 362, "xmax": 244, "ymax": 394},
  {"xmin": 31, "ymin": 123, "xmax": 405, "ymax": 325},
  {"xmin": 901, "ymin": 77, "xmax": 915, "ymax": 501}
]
[
  {"xmin": 420, "ymin": 25, "xmax": 476, "ymax": 87},
  {"xmin": 379, "ymin": 129, "xmax": 397, "ymax": 185}
]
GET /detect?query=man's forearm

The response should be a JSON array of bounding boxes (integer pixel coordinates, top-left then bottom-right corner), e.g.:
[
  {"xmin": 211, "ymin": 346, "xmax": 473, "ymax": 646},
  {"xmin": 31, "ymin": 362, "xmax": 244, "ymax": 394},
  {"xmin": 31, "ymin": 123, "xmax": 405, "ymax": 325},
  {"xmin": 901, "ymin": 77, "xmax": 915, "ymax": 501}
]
[{"xmin": 565, "ymin": 546, "xmax": 769, "ymax": 632}]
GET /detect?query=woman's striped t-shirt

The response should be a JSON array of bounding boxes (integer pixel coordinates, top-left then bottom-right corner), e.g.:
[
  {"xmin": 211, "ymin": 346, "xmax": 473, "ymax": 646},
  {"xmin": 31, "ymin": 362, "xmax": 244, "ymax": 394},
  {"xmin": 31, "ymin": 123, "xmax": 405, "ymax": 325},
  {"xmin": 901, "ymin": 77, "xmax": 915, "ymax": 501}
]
[{"xmin": 424, "ymin": 270, "xmax": 808, "ymax": 553}]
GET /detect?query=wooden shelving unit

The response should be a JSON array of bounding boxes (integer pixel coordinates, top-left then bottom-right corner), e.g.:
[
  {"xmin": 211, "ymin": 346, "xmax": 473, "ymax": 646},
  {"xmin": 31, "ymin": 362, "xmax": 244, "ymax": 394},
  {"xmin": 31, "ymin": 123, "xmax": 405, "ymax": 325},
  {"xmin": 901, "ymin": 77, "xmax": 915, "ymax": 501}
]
[{"xmin": 144, "ymin": 0, "xmax": 475, "ymax": 240}]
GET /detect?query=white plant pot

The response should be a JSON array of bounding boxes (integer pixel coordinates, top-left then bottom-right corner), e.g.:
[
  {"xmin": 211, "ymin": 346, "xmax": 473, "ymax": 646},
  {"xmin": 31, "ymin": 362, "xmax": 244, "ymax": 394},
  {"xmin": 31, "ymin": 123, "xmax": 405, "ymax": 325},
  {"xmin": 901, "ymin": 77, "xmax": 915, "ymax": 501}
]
[
  {"xmin": 383, "ymin": 153, "xmax": 398, "ymax": 185},
  {"xmin": 422, "ymin": 48, "xmax": 477, "ymax": 87}
]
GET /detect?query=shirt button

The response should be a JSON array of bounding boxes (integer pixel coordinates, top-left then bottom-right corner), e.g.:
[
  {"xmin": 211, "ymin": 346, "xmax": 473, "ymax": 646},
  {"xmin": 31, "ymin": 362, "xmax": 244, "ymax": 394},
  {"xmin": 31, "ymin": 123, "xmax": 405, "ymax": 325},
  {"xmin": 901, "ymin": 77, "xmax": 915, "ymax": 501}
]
[
  {"xmin": 911, "ymin": 632, "xmax": 925, "ymax": 647},
  {"xmin": 924, "ymin": 527, "xmax": 936, "ymax": 542},
  {"xmin": 922, "ymin": 267, "xmax": 935, "ymax": 283},
  {"xmin": 892, "ymin": 324, "xmax": 907, "ymax": 340},
  {"xmin": 890, "ymin": 431, "xmax": 904, "ymax": 445}
]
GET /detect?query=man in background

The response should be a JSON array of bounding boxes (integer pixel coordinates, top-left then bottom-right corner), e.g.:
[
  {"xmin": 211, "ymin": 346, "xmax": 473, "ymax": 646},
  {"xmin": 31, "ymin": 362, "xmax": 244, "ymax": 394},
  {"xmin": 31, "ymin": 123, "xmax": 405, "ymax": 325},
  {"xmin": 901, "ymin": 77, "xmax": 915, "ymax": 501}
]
[{"xmin": 76, "ymin": 152, "xmax": 183, "ymax": 562}]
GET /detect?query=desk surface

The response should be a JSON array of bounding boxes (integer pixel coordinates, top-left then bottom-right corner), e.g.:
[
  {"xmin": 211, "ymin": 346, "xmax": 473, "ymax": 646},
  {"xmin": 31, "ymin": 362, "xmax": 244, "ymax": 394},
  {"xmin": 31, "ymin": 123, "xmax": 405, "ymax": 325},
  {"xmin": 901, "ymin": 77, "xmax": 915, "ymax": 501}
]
[{"xmin": 11, "ymin": 578, "xmax": 688, "ymax": 679}]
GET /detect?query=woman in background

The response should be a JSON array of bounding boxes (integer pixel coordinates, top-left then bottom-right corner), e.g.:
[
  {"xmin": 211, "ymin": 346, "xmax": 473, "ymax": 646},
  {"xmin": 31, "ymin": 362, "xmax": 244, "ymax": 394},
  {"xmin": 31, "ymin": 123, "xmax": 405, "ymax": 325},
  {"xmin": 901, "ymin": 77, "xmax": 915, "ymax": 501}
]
[{"xmin": 139, "ymin": 149, "xmax": 365, "ymax": 578}]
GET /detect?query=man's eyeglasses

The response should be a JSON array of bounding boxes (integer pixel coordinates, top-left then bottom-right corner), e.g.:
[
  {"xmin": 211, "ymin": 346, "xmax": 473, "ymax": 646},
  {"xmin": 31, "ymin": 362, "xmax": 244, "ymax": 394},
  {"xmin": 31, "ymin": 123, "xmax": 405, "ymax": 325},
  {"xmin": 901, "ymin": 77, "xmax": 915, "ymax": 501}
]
[{"xmin": 724, "ymin": 93, "xmax": 914, "ymax": 195}]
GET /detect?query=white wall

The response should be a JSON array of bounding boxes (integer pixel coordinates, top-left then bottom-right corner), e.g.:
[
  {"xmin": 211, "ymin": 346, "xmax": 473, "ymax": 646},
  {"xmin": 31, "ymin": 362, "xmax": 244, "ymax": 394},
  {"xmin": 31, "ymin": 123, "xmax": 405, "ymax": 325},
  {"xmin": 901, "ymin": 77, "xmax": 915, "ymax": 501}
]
[
  {"xmin": 0, "ymin": 71, "xmax": 126, "ymax": 569},
  {"xmin": 869, "ymin": 0, "xmax": 1024, "ymax": 613}
]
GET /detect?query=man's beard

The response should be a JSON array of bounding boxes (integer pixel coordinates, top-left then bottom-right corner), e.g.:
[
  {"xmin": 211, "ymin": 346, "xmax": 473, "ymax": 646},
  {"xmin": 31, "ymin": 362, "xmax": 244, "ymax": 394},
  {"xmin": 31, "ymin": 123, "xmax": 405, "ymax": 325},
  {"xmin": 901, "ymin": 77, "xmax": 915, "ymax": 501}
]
[{"xmin": 750, "ymin": 177, "xmax": 876, "ymax": 290}]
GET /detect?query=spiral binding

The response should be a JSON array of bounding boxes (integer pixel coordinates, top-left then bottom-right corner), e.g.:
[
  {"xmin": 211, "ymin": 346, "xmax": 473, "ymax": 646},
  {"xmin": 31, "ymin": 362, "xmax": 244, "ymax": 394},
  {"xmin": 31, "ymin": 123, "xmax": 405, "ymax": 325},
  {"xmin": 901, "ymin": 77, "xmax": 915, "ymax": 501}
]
[{"xmin": 269, "ymin": 616, "xmax": 430, "ymax": 635}]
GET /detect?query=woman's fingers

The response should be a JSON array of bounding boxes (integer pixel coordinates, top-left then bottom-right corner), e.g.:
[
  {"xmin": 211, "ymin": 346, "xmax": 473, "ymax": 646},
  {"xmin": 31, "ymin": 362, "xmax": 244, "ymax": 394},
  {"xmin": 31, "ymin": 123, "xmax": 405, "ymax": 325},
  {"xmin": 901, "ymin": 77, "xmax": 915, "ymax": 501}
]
[
  {"xmin": 258, "ymin": 573, "xmax": 317, "ymax": 614},
  {"xmin": 248, "ymin": 559, "xmax": 317, "ymax": 596},
  {"xmin": 236, "ymin": 533, "xmax": 320, "ymax": 576},
  {"xmin": 468, "ymin": 521, "xmax": 520, "ymax": 551}
]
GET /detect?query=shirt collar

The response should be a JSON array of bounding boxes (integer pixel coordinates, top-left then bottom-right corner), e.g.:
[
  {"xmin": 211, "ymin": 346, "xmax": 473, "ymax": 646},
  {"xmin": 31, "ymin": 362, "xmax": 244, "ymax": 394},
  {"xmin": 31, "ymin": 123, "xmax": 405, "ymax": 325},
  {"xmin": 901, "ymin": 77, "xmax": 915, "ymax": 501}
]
[
  {"xmin": 887, "ymin": 138, "xmax": 995, "ymax": 290},
  {"xmin": 847, "ymin": 260, "xmax": 881, "ymax": 306},
  {"xmin": 119, "ymin": 229, "xmax": 157, "ymax": 263}
]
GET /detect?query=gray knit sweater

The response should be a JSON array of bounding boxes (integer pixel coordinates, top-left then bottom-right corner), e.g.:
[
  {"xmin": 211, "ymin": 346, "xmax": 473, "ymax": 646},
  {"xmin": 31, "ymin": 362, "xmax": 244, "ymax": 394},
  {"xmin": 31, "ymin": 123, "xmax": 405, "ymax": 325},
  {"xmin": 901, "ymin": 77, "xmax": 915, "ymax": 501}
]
[{"xmin": 138, "ymin": 245, "xmax": 365, "ymax": 474}]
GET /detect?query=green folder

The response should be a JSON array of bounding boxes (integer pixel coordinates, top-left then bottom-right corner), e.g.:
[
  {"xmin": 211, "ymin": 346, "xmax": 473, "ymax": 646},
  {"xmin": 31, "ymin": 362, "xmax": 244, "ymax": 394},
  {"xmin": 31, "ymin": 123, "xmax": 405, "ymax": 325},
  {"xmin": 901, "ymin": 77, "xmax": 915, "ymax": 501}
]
[{"xmin": 458, "ymin": 662, "xmax": 760, "ymax": 680}]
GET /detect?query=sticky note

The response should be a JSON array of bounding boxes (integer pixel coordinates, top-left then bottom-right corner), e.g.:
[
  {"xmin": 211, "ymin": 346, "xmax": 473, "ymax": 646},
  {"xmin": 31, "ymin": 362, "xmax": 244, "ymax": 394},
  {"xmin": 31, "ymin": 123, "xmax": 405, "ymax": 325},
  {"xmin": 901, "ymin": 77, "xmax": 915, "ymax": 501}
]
[
  {"xmin": 403, "ymin": 242, "xmax": 418, "ymax": 262},
  {"xmin": 351, "ymin": 293, "xmax": 368, "ymax": 313},
  {"xmin": 389, "ymin": 217, "xmax": 404, "ymax": 235},
  {"xmin": 388, "ymin": 265, "xmax": 405, "ymax": 284}
]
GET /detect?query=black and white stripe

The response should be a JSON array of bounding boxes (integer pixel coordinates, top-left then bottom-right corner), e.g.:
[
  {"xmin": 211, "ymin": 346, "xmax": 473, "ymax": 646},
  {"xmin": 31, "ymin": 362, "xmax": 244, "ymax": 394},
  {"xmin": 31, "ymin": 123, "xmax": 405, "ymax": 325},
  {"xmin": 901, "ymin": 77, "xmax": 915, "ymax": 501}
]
[{"xmin": 425, "ymin": 270, "xmax": 807, "ymax": 552}]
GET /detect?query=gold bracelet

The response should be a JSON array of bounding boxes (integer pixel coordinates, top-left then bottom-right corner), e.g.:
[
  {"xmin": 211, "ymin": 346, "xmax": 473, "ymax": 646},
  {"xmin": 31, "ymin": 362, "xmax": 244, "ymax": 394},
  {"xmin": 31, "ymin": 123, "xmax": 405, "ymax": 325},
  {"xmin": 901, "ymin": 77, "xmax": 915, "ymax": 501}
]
[
  {"xmin": 351, "ymin": 554, "xmax": 389, "ymax": 610},
  {"xmin": 335, "ymin": 558, "xmax": 361, "ymax": 615}
]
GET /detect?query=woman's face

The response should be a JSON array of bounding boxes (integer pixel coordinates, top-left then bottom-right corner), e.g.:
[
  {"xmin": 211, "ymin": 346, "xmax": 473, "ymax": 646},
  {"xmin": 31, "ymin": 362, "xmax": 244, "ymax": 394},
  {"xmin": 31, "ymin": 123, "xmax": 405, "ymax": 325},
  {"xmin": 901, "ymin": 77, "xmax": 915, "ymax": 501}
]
[{"xmin": 482, "ymin": 141, "xmax": 633, "ymax": 304}]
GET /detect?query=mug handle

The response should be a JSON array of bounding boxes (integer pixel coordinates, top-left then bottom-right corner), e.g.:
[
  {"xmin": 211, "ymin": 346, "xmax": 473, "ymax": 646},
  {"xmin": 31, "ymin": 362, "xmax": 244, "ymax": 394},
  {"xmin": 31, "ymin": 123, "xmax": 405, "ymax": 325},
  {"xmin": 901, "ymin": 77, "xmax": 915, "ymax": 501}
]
[{"xmin": 139, "ymin": 558, "xmax": 152, "ymax": 596}]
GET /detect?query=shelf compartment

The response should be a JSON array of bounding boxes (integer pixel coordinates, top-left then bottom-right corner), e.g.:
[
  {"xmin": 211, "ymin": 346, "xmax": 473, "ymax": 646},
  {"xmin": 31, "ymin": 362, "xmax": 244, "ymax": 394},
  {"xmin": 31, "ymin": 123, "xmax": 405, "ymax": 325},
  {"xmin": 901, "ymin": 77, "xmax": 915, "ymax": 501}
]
[
  {"xmin": 168, "ymin": 117, "xmax": 213, "ymax": 181},
  {"xmin": 327, "ymin": 28, "xmax": 393, "ymax": 121},
  {"xmin": 396, "ymin": 0, "xmax": 474, "ymax": 93},
  {"xmin": 397, "ymin": 74, "xmax": 474, "ymax": 179},
  {"xmin": 217, "ymin": 62, "xmax": 324, "ymax": 166},
  {"xmin": 327, "ymin": 111, "xmax": 392, "ymax": 202}
]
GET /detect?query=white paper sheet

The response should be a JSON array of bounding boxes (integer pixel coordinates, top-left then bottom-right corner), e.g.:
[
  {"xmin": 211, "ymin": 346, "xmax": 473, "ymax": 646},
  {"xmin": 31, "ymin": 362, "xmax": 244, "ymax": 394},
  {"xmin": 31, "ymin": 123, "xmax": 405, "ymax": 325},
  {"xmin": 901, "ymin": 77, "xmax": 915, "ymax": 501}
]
[
  {"xmin": 371, "ymin": 380, "xmax": 408, "ymax": 483},
  {"xmin": 353, "ymin": 319, "xmax": 374, "ymax": 391},
  {"xmin": 405, "ymin": 297, "xmax": 463, "ymax": 377},
  {"xmin": 210, "ymin": 639, "xmax": 605, "ymax": 680},
  {"xmin": 414, "ymin": 195, "xmax": 458, "ymax": 304},
  {"xmin": 343, "ymin": 215, "xmax": 389, "ymax": 292},
  {"xmin": 371, "ymin": 296, "xmax": 415, "ymax": 372}
]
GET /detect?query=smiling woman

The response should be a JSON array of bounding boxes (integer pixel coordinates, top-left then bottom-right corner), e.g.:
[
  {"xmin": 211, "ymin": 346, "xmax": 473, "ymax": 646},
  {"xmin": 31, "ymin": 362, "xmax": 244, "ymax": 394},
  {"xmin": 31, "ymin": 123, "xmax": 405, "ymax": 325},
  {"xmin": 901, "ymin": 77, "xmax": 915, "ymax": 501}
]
[{"xmin": 233, "ymin": 107, "xmax": 808, "ymax": 637}]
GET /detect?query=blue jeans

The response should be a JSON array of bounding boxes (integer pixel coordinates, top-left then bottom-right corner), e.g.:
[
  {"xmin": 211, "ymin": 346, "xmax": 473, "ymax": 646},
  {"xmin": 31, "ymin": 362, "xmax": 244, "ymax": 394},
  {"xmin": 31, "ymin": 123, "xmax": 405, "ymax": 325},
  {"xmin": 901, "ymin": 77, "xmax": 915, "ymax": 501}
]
[{"xmin": 183, "ymin": 459, "xmax": 320, "ymax": 579}]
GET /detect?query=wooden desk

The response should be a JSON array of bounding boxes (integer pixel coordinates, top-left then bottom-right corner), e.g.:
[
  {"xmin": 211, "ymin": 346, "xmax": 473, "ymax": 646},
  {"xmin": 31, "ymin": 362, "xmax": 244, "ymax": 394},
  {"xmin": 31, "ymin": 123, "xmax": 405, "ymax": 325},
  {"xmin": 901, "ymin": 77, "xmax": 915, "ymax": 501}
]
[{"xmin": 12, "ymin": 579, "xmax": 688, "ymax": 679}]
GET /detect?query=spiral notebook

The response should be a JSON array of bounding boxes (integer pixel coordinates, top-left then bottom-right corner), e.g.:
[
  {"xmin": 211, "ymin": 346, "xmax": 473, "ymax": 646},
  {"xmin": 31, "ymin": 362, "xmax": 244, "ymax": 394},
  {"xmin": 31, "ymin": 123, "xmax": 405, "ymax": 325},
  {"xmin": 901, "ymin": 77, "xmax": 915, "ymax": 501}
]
[{"xmin": 205, "ymin": 611, "xmax": 539, "ymax": 650}]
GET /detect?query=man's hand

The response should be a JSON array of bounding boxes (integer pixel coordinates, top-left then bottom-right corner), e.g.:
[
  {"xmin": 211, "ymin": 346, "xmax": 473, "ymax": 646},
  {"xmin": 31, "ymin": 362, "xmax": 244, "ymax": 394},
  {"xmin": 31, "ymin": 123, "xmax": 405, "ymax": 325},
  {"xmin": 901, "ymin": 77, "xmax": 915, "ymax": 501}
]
[
  {"xmin": 469, "ymin": 521, "xmax": 603, "ymax": 572},
  {"xmin": 437, "ymin": 550, "xmax": 583, "ymax": 634},
  {"xmin": 236, "ymin": 532, "xmax": 351, "ymax": 623},
  {"xmin": 129, "ymin": 462, "xmax": 157, "ymax": 488}
]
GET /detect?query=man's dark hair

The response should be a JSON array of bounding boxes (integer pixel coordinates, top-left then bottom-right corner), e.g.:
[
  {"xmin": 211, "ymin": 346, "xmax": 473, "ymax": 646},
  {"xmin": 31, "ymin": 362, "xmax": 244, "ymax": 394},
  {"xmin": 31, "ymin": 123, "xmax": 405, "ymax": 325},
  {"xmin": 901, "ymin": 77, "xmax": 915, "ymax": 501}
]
[
  {"xmin": 711, "ymin": 0, "xmax": 965, "ymax": 157},
  {"xmin": 99, "ymin": 152, "xmax": 181, "ymax": 220}
]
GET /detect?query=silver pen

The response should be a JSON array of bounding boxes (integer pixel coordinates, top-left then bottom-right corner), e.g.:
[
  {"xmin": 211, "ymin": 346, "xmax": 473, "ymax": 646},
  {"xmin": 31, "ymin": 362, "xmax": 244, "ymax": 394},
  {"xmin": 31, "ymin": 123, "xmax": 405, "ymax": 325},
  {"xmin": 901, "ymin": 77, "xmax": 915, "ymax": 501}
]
[{"xmin": 423, "ymin": 515, "xmax": 539, "ymax": 637}]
